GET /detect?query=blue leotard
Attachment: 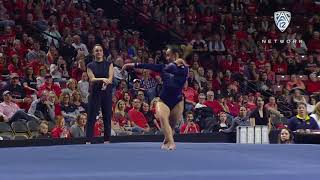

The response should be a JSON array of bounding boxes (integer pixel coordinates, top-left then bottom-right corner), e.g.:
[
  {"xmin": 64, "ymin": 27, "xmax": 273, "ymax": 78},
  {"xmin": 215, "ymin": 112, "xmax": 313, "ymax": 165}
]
[{"xmin": 135, "ymin": 62, "xmax": 188, "ymax": 110}]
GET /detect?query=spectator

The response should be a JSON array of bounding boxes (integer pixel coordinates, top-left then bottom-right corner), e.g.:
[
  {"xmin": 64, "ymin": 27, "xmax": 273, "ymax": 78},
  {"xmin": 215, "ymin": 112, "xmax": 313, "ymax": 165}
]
[
  {"xmin": 141, "ymin": 69, "xmax": 157, "ymax": 92},
  {"xmin": 38, "ymin": 74, "xmax": 62, "ymax": 97},
  {"xmin": 113, "ymin": 57, "xmax": 128, "ymax": 84},
  {"xmin": 291, "ymin": 33, "xmax": 308, "ymax": 54},
  {"xmin": 33, "ymin": 121, "xmax": 52, "ymax": 139},
  {"xmin": 288, "ymin": 102, "xmax": 319, "ymax": 132},
  {"xmin": 180, "ymin": 111, "xmax": 200, "ymax": 134},
  {"xmin": 249, "ymin": 96, "xmax": 271, "ymax": 128},
  {"xmin": 72, "ymin": 35, "xmax": 89, "ymax": 56},
  {"xmin": 28, "ymin": 90, "xmax": 55, "ymax": 121},
  {"xmin": 286, "ymin": 74, "xmax": 306, "ymax": 91},
  {"xmin": 0, "ymin": 90, "xmax": 38, "ymax": 123},
  {"xmin": 71, "ymin": 56, "xmax": 86, "ymax": 81},
  {"xmin": 226, "ymin": 95, "xmax": 240, "ymax": 117},
  {"xmin": 277, "ymin": 128, "xmax": 294, "ymax": 144},
  {"xmin": 50, "ymin": 56, "xmax": 70, "ymax": 82},
  {"xmin": 71, "ymin": 90, "xmax": 86, "ymax": 113},
  {"xmin": 307, "ymin": 31, "xmax": 320, "ymax": 53},
  {"xmin": 130, "ymin": 79, "xmax": 143, "ymax": 98},
  {"xmin": 221, "ymin": 106, "xmax": 250, "ymax": 133},
  {"xmin": 70, "ymin": 113, "xmax": 87, "ymax": 138},
  {"xmin": 2, "ymin": 73, "xmax": 31, "ymax": 106},
  {"xmin": 78, "ymin": 72, "xmax": 89, "ymax": 103},
  {"xmin": 94, "ymin": 114, "xmax": 104, "ymax": 137},
  {"xmin": 128, "ymin": 98, "xmax": 150, "ymax": 134},
  {"xmin": 182, "ymin": 81, "xmax": 198, "ymax": 111},
  {"xmin": 59, "ymin": 92, "xmax": 78, "ymax": 124},
  {"xmin": 62, "ymin": 78, "xmax": 77, "ymax": 95},
  {"xmin": 51, "ymin": 115, "xmax": 70, "ymax": 138},
  {"xmin": 22, "ymin": 66, "xmax": 38, "ymax": 96},
  {"xmin": 113, "ymin": 100, "xmax": 132, "ymax": 131},
  {"xmin": 26, "ymin": 41, "xmax": 47, "ymax": 62},
  {"xmin": 310, "ymin": 100, "xmax": 320, "ymax": 127},
  {"xmin": 48, "ymin": 91, "xmax": 61, "ymax": 116},
  {"xmin": 290, "ymin": 88, "xmax": 307, "ymax": 111},
  {"xmin": 208, "ymin": 34, "xmax": 225, "ymax": 53},
  {"xmin": 141, "ymin": 102, "xmax": 160, "ymax": 134},
  {"xmin": 195, "ymin": 93, "xmax": 207, "ymax": 109},
  {"xmin": 123, "ymin": 91, "xmax": 132, "ymax": 112},
  {"xmin": 306, "ymin": 73, "xmax": 320, "ymax": 94},
  {"xmin": 216, "ymin": 111, "xmax": 231, "ymax": 132}
]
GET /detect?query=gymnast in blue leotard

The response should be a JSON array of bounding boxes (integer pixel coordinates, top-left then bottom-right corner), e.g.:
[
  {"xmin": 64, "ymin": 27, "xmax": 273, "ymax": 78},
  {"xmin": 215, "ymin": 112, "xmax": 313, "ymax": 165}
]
[
  {"xmin": 134, "ymin": 61, "xmax": 188, "ymax": 110},
  {"xmin": 122, "ymin": 48, "xmax": 188, "ymax": 150}
]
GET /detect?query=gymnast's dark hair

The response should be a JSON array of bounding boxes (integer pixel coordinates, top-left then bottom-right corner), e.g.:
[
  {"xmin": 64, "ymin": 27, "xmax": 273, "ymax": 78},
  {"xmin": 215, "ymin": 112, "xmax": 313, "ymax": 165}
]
[{"xmin": 167, "ymin": 46, "xmax": 181, "ymax": 57}]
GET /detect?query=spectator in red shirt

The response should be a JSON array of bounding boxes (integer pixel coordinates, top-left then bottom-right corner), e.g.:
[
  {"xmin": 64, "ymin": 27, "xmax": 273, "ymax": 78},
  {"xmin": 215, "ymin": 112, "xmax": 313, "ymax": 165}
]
[
  {"xmin": 51, "ymin": 115, "xmax": 71, "ymax": 138},
  {"xmin": 220, "ymin": 55, "xmax": 233, "ymax": 72},
  {"xmin": 71, "ymin": 56, "xmax": 86, "ymax": 82},
  {"xmin": 38, "ymin": 74, "xmax": 62, "ymax": 97},
  {"xmin": 128, "ymin": 98, "xmax": 150, "ymax": 134},
  {"xmin": 112, "ymin": 100, "xmax": 134, "ymax": 135},
  {"xmin": 204, "ymin": 91, "xmax": 228, "ymax": 115},
  {"xmin": 48, "ymin": 91, "xmax": 61, "ymax": 116},
  {"xmin": 264, "ymin": 63, "xmax": 275, "ymax": 83},
  {"xmin": 94, "ymin": 114, "xmax": 104, "ymax": 137},
  {"xmin": 307, "ymin": 31, "xmax": 320, "ymax": 53},
  {"xmin": 182, "ymin": 81, "xmax": 198, "ymax": 111},
  {"xmin": 180, "ymin": 111, "xmax": 200, "ymax": 134},
  {"xmin": 7, "ymin": 54, "xmax": 24, "ymax": 76},
  {"xmin": 272, "ymin": 56, "xmax": 288, "ymax": 75},
  {"xmin": 8, "ymin": 39, "xmax": 27, "ymax": 60},
  {"xmin": 227, "ymin": 95, "xmax": 240, "ymax": 117},
  {"xmin": 235, "ymin": 22, "xmax": 248, "ymax": 41},
  {"xmin": 286, "ymin": 74, "xmax": 306, "ymax": 91},
  {"xmin": 307, "ymin": 73, "xmax": 320, "ymax": 94},
  {"xmin": 255, "ymin": 52, "xmax": 268, "ymax": 73}
]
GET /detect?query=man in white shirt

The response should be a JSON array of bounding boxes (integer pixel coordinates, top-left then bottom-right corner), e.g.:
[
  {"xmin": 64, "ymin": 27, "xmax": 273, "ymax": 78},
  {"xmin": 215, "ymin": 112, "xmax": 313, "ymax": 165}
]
[
  {"xmin": 72, "ymin": 35, "xmax": 89, "ymax": 56},
  {"xmin": 195, "ymin": 93, "xmax": 207, "ymax": 109},
  {"xmin": 0, "ymin": 91, "xmax": 39, "ymax": 123}
]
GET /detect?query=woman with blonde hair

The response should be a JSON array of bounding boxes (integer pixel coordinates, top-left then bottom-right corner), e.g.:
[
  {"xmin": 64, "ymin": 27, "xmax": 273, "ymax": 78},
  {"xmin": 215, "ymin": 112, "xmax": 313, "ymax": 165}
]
[
  {"xmin": 62, "ymin": 78, "xmax": 78, "ymax": 95},
  {"xmin": 70, "ymin": 113, "xmax": 87, "ymax": 138},
  {"xmin": 310, "ymin": 102, "xmax": 320, "ymax": 128},
  {"xmin": 112, "ymin": 100, "xmax": 133, "ymax": 135},
  {"xmin": 71, "ymin": 90, "xmax": 86, "ymax": 113},
  {"xmin": 48, "ymin": 91, "xmax": 60, "ymax": 117},
  {"xmin": 59, "ymin": 92, "xmax": 78, "ymax": 124}
]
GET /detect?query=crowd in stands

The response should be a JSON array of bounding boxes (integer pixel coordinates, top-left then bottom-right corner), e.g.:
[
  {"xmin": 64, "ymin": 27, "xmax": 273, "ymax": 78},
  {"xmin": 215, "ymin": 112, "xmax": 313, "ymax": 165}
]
[{"xmin": 0, "ymin": 0, "xmax": 320, "ymax": 143}]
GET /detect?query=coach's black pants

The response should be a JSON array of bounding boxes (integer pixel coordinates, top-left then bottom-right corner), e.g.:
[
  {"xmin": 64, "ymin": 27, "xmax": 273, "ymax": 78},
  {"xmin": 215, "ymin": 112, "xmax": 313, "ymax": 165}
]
[{"xmin": 87, "ymin": 88, "xmax": 112, "ymax": 142}]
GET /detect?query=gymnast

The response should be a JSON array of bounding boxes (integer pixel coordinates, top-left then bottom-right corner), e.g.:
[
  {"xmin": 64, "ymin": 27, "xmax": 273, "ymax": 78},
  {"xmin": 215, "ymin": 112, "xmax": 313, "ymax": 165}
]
[{"xmin": 122, "ymin": 48, "xmax": 188, "ymax": 150}]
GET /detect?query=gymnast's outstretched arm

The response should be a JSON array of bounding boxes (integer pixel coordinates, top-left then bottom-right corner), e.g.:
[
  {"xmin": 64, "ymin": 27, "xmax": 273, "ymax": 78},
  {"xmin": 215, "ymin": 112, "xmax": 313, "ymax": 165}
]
[
  {"xmin": 122, "ymin": 63, "xmax": 165, "ymax": 72},
  {"xmin": 135, "ymin": 63, "xmax": 165, "ymax": 72}
]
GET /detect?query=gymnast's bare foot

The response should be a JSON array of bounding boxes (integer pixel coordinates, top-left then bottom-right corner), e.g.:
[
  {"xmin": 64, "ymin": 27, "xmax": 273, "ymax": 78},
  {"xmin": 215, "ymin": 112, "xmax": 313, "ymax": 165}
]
[
  {"xmin": 166, "ymin": 142, "xmax": 176, "ymax": 150},
  {"xmin": 104, "ymin": 141, "xmax": 110, "ymax": 144},
  {"xmin": 161, "ymin": 138, "xmax": 169, "ymax": 149},
  {"xmin": 161, "ymin": 141, "xmax": 176, "ymax": 150}
]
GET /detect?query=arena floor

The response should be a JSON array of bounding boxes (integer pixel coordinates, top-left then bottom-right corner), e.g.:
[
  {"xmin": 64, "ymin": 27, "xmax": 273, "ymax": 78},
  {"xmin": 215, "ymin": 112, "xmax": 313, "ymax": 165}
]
[{"xmin": 1, "ymin": 143, "xmax": 319, "ymax": 180}]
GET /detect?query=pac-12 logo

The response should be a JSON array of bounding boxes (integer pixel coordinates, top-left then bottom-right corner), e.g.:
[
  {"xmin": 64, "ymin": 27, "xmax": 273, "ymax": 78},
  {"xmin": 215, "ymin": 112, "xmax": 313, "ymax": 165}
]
[{"xmin": 274, "ymin": 11, "xmax": 291, "ymax": 32}]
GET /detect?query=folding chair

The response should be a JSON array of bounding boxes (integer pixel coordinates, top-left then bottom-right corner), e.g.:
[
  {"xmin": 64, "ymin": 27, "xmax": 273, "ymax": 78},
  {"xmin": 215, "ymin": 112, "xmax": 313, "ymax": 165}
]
[
  {"xmin": 11, "ymin": 121, "xmax": 30, "ymax": 137},
  {"xmin": 27, "ymin": 120, "xmax": 40, "ymax": 137},
  {"xmin": 0, "ymin": 122, "xmax": 14, "ymax": 140}
]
